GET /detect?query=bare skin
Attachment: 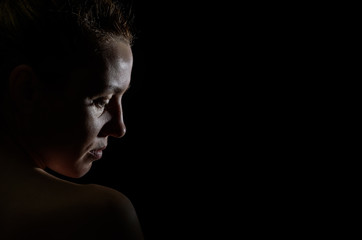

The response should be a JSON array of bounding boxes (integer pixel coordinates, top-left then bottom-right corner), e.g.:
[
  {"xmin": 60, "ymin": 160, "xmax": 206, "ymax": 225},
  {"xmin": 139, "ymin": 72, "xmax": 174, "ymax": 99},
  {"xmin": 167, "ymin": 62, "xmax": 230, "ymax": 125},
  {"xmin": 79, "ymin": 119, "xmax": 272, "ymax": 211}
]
[
  {"xmin": 0, "ymin": 40, "xmax": 144, "ymax": 240},
  {"xmin": 0, "ymin": 142, "xmax": 143, "ymax": 239},
  {"xmin": 0, "ymin": 142, "xmax": 143, "ymax": 240}
]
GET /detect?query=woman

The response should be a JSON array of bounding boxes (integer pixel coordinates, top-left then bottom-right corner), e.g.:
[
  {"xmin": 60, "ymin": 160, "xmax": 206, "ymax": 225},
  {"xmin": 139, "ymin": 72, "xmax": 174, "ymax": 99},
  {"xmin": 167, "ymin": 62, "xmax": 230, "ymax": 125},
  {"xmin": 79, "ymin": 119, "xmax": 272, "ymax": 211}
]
[{"xmin": 0, "ymin": 0, "xmax": 144, "ymax": 239}]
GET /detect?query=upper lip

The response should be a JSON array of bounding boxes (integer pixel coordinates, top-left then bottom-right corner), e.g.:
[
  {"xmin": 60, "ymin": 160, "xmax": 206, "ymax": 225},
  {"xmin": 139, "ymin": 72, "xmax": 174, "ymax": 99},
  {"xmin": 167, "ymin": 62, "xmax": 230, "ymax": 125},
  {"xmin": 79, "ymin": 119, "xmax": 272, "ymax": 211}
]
[{"xmin": 93, "ymin": 146, "xmax": 107, "ymax": 151}]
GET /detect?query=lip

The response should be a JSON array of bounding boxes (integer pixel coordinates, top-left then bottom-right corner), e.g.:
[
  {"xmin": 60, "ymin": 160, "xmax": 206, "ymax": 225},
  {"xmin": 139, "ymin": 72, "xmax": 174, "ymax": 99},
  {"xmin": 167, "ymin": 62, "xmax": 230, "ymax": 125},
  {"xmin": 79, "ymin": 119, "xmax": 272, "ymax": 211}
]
[{"xmin": 89, "ymin": 147, "xmax": 106, "ymax": 160}]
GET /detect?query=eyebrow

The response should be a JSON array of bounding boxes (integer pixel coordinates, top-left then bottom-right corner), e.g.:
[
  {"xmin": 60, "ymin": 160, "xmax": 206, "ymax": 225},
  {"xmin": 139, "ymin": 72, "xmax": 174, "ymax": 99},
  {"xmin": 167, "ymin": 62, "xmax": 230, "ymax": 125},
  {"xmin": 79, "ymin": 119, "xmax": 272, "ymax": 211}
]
[{"xmin": 104, "ymin": 84, "xmax": 131, "ymax": 94}]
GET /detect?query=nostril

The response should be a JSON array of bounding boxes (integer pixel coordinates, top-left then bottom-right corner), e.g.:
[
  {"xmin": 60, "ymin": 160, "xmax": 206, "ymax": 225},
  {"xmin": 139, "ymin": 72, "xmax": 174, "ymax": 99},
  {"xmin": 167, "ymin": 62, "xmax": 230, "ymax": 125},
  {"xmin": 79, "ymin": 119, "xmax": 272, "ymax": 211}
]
[
  {"xmin": 98, "ymin": 118, "xmax": 126, "ymax": 138},
  {"xmin": 111, "ymin": 119, "xmax": 126, "ymax": 138}
]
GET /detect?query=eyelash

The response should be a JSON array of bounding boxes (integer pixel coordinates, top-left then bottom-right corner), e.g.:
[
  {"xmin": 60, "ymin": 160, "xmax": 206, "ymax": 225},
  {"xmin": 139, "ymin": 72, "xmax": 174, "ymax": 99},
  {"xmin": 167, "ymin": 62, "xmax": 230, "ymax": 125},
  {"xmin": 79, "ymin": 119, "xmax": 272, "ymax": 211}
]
[{"xmin": 93, "ymin": 97, "xmax": 110, "ymax": 109}]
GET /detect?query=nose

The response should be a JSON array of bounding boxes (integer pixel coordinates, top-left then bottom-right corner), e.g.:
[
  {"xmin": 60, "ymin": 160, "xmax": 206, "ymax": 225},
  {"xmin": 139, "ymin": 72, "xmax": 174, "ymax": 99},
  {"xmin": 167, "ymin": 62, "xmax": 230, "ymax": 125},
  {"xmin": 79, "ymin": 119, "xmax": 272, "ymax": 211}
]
[
  {"xmin": 100, "ymin": 99, "xmax": 127, "ymax": 138},
  {"xmin": 108, "ymin": 115, "xmax": 126, "ymax": 138}
]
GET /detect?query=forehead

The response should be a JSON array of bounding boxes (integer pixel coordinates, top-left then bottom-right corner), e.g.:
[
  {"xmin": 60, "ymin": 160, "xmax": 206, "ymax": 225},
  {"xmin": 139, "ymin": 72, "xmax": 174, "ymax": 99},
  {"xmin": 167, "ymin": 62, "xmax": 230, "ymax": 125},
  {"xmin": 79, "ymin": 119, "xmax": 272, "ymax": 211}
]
[
  {"xmin": 69, "ymin": 40, "xmax": 133, "ymax": 97},
  {"xmin": 102, "ymin": 40, "xmax": 133, "ymax": 86}
]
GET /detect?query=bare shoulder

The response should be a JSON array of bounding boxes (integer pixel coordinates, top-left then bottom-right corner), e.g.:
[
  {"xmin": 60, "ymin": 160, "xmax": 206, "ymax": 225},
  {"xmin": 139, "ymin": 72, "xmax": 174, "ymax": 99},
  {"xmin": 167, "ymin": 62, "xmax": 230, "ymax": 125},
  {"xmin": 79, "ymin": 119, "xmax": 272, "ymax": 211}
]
[
  {"xmin": 78, "ymin": 183, "xmax": 145, "ymax": 240},
  {"xmin": 84, "ymin": 183, "xmax": 132, "ymax": 205},
  {"xmin": 0, "ymin": 171, "xmax": 144, "ymax": 240},
  {"xmin": 82, "ymin": 183, "xmax": 141, "ymax": 223}
]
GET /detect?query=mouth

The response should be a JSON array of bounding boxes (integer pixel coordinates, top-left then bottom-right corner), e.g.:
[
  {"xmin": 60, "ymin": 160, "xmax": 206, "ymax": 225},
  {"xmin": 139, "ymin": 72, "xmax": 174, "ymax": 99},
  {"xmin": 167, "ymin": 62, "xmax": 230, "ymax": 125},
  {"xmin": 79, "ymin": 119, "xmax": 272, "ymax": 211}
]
[{"xmin": 89, "ymin": 146, "xmax": 106, "ymax": 160}]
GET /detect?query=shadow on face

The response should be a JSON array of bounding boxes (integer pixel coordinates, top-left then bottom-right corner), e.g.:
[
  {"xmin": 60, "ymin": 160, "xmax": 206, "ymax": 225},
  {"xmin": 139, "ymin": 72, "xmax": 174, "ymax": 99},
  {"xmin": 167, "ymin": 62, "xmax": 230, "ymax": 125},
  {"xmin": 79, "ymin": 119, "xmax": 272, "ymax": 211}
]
[{"xmin": 6, "ymin": 39, "xmax": 133, "ymax": 178}]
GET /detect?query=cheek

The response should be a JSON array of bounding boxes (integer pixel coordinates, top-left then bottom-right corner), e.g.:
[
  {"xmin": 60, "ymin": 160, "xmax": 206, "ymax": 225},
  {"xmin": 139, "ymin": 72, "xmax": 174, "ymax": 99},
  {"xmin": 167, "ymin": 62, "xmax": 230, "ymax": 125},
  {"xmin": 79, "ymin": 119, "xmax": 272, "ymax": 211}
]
[
  {"xmin": 42, "ymin": 107, "xmax": 91, "ymax": 142},
  {"xmin": 82, "ymin": 109, "xmax": 109, "ymax": 138},
  {"xmin": 35, "ymin": 104, "xmax": 108, "ymax": 147}
]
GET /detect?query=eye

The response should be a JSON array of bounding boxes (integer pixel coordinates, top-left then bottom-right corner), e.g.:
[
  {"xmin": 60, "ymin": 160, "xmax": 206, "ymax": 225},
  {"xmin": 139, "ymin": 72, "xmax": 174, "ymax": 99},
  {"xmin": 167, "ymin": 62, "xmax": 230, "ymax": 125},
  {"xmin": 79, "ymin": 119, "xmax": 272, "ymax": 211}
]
[{"xmin": 92, "ymin": 97, "xmax": 110, "ymax": 109}]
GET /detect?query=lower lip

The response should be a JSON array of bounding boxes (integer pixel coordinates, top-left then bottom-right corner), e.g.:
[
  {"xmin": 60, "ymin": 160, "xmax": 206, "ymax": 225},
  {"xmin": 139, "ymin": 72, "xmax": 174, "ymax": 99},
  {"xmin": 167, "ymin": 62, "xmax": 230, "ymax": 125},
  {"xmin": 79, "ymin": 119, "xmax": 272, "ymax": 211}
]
[{"xmin": 89, "ymin": 150, "xmax": 103, "ymax": 160}]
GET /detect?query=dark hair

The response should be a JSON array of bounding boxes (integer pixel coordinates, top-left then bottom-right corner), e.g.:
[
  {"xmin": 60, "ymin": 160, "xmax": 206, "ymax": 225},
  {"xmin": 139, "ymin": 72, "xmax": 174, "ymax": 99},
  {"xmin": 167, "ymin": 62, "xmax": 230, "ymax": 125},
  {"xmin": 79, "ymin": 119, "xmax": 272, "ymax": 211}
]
[{"xmin": 0, "ymin": 0, "xmax": 134, "ymax": 90}]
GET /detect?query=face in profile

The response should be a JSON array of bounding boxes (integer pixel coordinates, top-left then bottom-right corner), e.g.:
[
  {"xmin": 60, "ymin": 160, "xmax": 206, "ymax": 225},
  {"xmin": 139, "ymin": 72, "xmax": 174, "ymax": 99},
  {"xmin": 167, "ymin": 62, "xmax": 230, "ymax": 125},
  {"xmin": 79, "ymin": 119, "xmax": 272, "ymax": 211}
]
[{"xmin": 26, "ymin": 40, "xmax": 133, "ymax": 178}]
